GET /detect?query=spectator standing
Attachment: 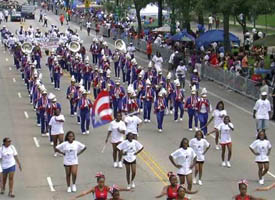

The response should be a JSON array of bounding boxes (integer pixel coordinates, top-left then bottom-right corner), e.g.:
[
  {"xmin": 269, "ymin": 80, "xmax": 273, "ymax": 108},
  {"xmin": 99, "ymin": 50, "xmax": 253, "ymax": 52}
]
[
  {"xmin": 152, "ymin": 52, "xmax": 163, "ymax": 73},
  {"xmin": 215, "ymin": 17, "xmax": 220, "ymax": 29},
  {"xmin": 0, "ymin": 11, "xmax": 4, "ymax": 24},
  {"xmin": 271, "ymin": 87, "xmax": 275, "ymax": 120},
  {"xmin": 253, "ymin": 92, "xmax": 271, "ymax": 133},
  {"xmin": 146, "ymin": 41, "xmax": 152, "ymax": 60},
  {"xmin": 4, "ymin": 9, "xmax": 8, "ymax": 22},
  {"xmin": 259, "ymin": 79, "xmax": 269, "ymax": 97},
  {"xmin": 86, "ymin": 21, "xmax": 91, "ymax": 36},
  {"xmin": 59, "ymin": 14, "xmax": 65, "ymax": 26},
  {"xmin": 208, "ymin": 15, "xmax": 214, "ymax": 30}
]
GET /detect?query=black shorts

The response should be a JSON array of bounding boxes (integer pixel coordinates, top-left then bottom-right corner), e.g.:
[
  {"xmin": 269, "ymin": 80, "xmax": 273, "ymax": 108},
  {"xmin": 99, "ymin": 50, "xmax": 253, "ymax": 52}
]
[
  {"xmin": 123, "ymin": 159, "xmax": 136, "ymax": 165},
  {"xmin": 256, "ymin": 161, "xmax": 269, "ymax": 164},
  {"xmin": 196, "ymin": 161, "xmax": 204, "ymax": 164}
]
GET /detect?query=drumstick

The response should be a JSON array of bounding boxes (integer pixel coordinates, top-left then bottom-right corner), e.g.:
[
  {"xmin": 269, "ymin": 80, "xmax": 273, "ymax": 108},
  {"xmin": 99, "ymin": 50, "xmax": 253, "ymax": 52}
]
[{"xmin": 101, "ymin": 144, "xmax": 106, "ymax": 153}]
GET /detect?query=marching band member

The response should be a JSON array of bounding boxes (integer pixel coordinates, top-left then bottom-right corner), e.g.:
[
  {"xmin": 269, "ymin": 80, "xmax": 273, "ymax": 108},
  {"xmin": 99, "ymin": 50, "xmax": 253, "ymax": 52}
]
[
  {"xmin": 133, "ymin": 73, "xmax": 145, "ymax": 111},
  {"xmin": 184, "ymin": 87, "xmax": 199, "ymax": 131},
  {"xmin": 32, "ymin": 42, "xmax": 42, "ymax": 69},
  {"xmin": 117, "ymin": 133, "xmax": 144, "ymax": 189},
  {"xmin": 112, "ymin": 48, "xmax": 120, "ymax": 78},
  {"xmin": 144, "ymin": 61, "xmax": 156, "ymax": 82},
  {"xmin": 72, "ymin": 55, "xmax": 80, "ymax": 82},
  {"xmin": 190, "ymin": 69, "xmax": 200, "ymax": 91},
  {"xmin": 127, "ymin": 42, "xmax": 136, "ymax": 58},
  {"xmin": 13, "ymin": 42, "xmax": 22, "ymax": 70},
  {"xmin": 67, "ymin": 76, "xmax": 77, "ymax": 116},
  {"xmin": 102, "ymin": 56, "xmax": 111, "ymax": 78},
  {"xmin": 120, "ymin": 51, "xmax": 127, "ymax": 82},
  {"xmin": 153, "ymin": 71, "xmax": 166, "ymax": 97},
  {"xmin": 189, "ymin": 130, "xmax": 210, "ymax": 185},
  {"xmin": 173, "ymin": 80, "xmax": 185, "ymax": 122},
  {"xmin": 105, "ymin": 112, "xmax": 126, "ymax": 168},
  {"xmin": 165, "ymin": 72, "xmax": 175, "ymax": 115},
  {"xmin": 74, "ymin": 83, "xmax": 82, "ymax": 124},
  {"xmin": 197, "ymin": 88, "xmax": 212, "ymax": 135},
  {"xmin": 169, "ymin": 138, "xmax": 197, "ymax": 191},
  {"xmin": 111, "ymin": 81, "xmax": 125, "ymax": 118},
  {"xmin": 78, "ymin": 90, "xmax": 92, "ymax": 135},
  {"xmin": 47, "ymin": 49, "xmax": 55, "ymax": 84},
  {"xmin": 126, "ymin": 56, "xmax": 134, "ymax": 85},
  {"xmin": 82, "ymin": 57, "xmax": 93, "ymax": 93},
  {"xmin": 90, "ymin": 38, "xmax": 99, "ymax": 64},
  {"xmin": 249, "ymin": 130, "xmax": 272, "ymax": 185},
  {"xmin": 53, "ymin": 57, "xmax": 63, "ymax": 90},
  {"xmin": 142, "ymin": 79, "xmax": 154, "ymax": 123},
  {"xmin": 37, "ymin": 89, "xmax": 49, "ymax": 137},
  {"xmin": 154, "ymin": 89, "xmax": 167, "ymax": 133},
  {"xmin": 92, "ymin": 67, "xmax": 100, "ymax": 99},
  {"xmin": 102, "ymin": 70, "xmax": 115, "ymax": 92}
]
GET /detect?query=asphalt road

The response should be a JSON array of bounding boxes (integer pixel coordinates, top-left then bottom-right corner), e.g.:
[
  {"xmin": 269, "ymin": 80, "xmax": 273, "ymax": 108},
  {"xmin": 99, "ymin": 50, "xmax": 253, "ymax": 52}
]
[{"xmin": 0, "ymin": 4, "xmax": 275, "ymax": 200}]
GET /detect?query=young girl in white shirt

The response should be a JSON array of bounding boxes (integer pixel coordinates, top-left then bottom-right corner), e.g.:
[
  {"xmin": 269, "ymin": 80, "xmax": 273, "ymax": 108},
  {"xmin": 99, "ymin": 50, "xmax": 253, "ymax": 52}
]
[
  {"xmin": 56, "ymin": 131, "xmax": 86, "ymax": 193},
  {"xmin": 117, "ymin": 132, "xmax": 143, "ymax": 189},
  {"xmin": 189, "ymin": 130, "xmax": 210, "ymax": 185},
  {"xmin": 0, "ymin": 138, "xmax": 22, "ymax": 197},
  {"xmin": 49, "ymin": 108, "xmax": 65, "ymax": 157},
  {"xmin": 216, "ymin": 115, "xmax": 234, "ymax": 168},
  {"xmin": 169, "ymin": 138, "xmax": 197, "ymax": 191},
  {"xmin": 105, "ymin": 112, "xmax": 126, "ymax": 168},
  {"xmin": 205, "ymin": 101, "xmax": 227, "ymax": 150},
  {"xmin": 249, "ymin": 130, "xmax": 272, "ymax": 185}
]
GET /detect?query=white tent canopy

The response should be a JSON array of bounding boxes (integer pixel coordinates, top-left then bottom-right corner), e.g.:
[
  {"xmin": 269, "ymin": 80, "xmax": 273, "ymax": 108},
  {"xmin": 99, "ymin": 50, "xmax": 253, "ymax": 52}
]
[{"xmin": 140, "ymin": 3, "xmax": 168, "ymax": 17}]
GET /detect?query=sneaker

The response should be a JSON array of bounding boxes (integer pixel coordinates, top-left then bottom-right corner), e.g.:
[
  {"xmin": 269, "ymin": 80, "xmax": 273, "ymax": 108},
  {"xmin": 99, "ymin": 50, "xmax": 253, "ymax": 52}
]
[
  {"xmin": 37, "ymin": 123, "xmax": 41, "ymax": 127},
  {"xmin": 158, "ymin": 129, "xmax": 162, "ymax": 133},
  {"xmin": 50, "ymin": 142, "xmax": 54, "ymax": 146},
  {"xmin": 86, "ymin": 130, "xmax": 90, "ymax": 134},
  {"xmin": 195, "ymin": 127, "xmax": 199, "ymax": 131},
  {"xmin": 198, "ymin": 180, "xmax": 202, "ymax": 185},
  {"xmin": 144, "ymin": 119, "xmax": 148, "ymax": 123},
  {"xmin": 57, "ymin": 88, "xmax": 60, "ymax": 91},
  {"xmin": 71, "ymin": 184, "xmax": 77, "ymax": 192},
  {"xmin": 88, "ymin": 90, "xmax": 91, "ymax": 94},
  {"xmin": 54, "ymin": 152, "xmax": 58, "ymax": 157},
  {"xmin": 222, "ymin": 161, "xmax": 226, "ymax": 167},
  {"xmin": 193, "ymin": 179, "xmax": 197, "ymax": 184},
  {"xmin": 70, "ymin": 114, "xmax": 74, "ymax": 117},
  {"xmin": 82, "ymin": 132, "xmax": 86, "ymax": 135},
  {"xmin": 180, "ymin": 118, "xmax": 183, "ymax": 121},
  {"xmin": 127, "ymin": 185, "xmax": 131, "ymax": 190},
  {"xmin": 131, "ymin": 182, "xmax": 135, "ymax": 188},
  {"xmin": 215, "ymin": 145, "xmax": 220, "ymax": 150},
  {"xmin": 45, "ymin": 132, "xmax": 49, "ymax": 136},
  {"xmin": 148, "ymin": 120, "xmax": 151, "ymax": 123},
  {"xmin": 118, "ymin": 161, "xmax": 123, "ymax": 168},
  {"xmin": 227, "ymin": 161, "xmax": 231, "ymax": 168},
  {"xmin": 113, "ymin": 162, "xmax": 118, "ymax": 168},
  {"xmin": 74, "ymin": 112, "xmax": 77, "ymax": 115},
  {"xmin": 175, "ymin": 119, "xmax": 178, "ymax": 122},
  {"xmin": 170, "ymin": 110, "xmax": 173, "ymax": 115},
  {"xmin": 41, "ymin": 134, "xmax": 47, "ymax": 137},
  {"xmin": 140, "ymin": 109, "xmax": 143, "ymax": 113},
  {"xmin": 67, "ymin": 187, "xmax": 72, "ymax": 193},
  {"xmin": 259, "ymin": 179, "xmax": 264, "ymax": 185},
  {"xmin": 77, "ymin": 122, "xmax": 81, "ymax": 125},
  {"xmin": 189, "ymin": 128, "xmax": 193, "ymax": 131}
]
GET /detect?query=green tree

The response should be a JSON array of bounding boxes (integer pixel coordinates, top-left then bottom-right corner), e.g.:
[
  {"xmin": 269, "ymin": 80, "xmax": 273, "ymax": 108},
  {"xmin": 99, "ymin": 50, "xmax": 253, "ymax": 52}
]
[{"xmin": 133, "ymin": 0, "xmax": 150, "ymax": 34}]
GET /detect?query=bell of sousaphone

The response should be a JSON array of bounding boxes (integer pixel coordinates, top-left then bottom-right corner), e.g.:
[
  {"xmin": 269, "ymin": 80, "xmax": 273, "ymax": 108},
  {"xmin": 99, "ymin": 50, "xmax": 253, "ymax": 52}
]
[
  {"xmin": 21, "ymin": 42, "xmax": 33, "ymax": 54},
  {"xmin": 115, "ymin": 39, "xmax": 127, "ymax": 53},
  {"xmin": 68, "ymin": 41, "xmax": 81, "ymax": 53}
]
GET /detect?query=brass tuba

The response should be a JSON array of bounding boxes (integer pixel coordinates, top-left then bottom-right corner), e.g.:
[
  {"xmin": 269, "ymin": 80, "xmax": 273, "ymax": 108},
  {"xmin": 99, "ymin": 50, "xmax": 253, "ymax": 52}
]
[
  {"xmin": 68, "ymin": 41, "xmax": 81, "ymax": 53},
  {"xmin": 21, "ymin": 42, "xmax": 33, "ymax": 54},
  {"xmin": 115, "ymin": 39, "xmax": 127, "ymax": 53}
]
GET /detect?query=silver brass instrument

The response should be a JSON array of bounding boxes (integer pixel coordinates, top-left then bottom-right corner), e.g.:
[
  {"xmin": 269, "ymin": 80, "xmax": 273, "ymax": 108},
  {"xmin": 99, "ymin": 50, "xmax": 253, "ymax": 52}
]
[
  {"xmin": 21, "ymin": 42, "xmax": 33, "ymax": 54},
  {"xmin": 115, "ymin": 39, "xmax": 126, "ymax": 53},
  {"xmin": 68, "ymin": 41, "xmax": 81, "ymax": 53}
]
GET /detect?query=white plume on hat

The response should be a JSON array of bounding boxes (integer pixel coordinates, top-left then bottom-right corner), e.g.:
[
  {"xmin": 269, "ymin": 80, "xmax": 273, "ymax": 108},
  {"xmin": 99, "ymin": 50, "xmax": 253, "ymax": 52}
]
[
  {"xmin": 166, "ymin": 72, "xmax": 172, "ymax": 79},
  {"xmin": 48, "ymin": 93, "xmax": 56, "ymax": 100},
  {"xmin": 174, "ymin": 79, "xmax": 180, "ymax": 86},
  {"xmin": 71, "ymin": 75, "xmax": 76, "ymax": 82},
  {"xmin": 127, "ymin": 84, "xmax": 134, "ymax": 94},
  {"xmin": 146, "ymin": 79, "xmax": 151, "ymax": 85},
  {"xmin": 38, "ymin": 73, "xmax": 43, "ymax": 81},
  {"xmin": 148, "ymin": 61, "xmax": 153, "ymax": 68},
  {"xmin": 79, "ymin": 79, "xmax": 84, "ymax": 86},
  {"xmin": 201, "ymin": 88, "xmax": 207, "ymax": 94},
  {"xmin": 159, "ymin": 88, "xmax": 167, "ymax": 96},
  {"xmin": 191, "ymin": 85, "xmax": 197, "ymax": 93}
]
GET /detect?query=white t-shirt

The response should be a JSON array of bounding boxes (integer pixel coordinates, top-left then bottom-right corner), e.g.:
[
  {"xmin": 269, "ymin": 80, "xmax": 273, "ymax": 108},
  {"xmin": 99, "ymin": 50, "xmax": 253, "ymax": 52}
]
[
  {"xmin": 209, "ymin": 16, "xmax": 214, "ymax": 24},
  {"xmin": 254, "ymin": 99, "xmax": 271, "ymax": 120},
  {"xmin": 0, "ymin": 145, "xmax": 18, "ymax": 169},
  {"xmin": 108, "ymin": 120, "xmax": 126, "ymax": 143},
  {"xmin": 217, "ymin": 122, "xmax": 234, "ymax": 144},
  {"xmin": 152, "ymin": 55, "xmax": 163, "ymax": 72},
  {"xmin": 189, "ymin": 138, "xmax": 210, "ymax": 161},
  {"xmin": 56, "ymin": 141, "xmax": 86, "ymax": 166},
  {"xmin": 170, "ymin": 147, "xmax": 196, "ymax": 175},
  {"xmin": 212, "ymin": 109, "xmax": 227, "ymax": 128},
  {"xmin": 250, "ymin": 139, "xmax": 272, "ymax": 162},
  {"xmin": 124, "ymin": 115, "xmax": 142, "ymax": 135},
  {"xmin": 117, "ymin": 140, "xmax": 143, "ymax": 163},
  {"xmin": 49, "ymin": 115, "xmax": 65, "ymax": 135},
  {"xmin": 86, "ymin": 22, "xmax": 91, "ymax": 28}
]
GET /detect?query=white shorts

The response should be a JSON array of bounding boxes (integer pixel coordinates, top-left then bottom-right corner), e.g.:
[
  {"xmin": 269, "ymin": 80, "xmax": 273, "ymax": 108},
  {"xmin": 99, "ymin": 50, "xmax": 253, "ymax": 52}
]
[{"xmin": 0, "ymin": 165, "xmax": 2, "ymax": 173}]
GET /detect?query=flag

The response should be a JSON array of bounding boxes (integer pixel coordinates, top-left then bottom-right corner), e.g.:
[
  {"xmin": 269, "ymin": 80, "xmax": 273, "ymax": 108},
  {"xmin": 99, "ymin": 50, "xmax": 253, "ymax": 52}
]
[{"xmin": 91, "ymin": 91, "xmax": 113, "ymax": 128}]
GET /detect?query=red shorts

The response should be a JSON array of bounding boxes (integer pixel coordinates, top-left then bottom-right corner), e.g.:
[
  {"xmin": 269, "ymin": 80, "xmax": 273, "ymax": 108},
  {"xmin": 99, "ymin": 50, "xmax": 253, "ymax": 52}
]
[{"xmin": 220, "ymin": 142, "xmax": 232, "ymax": 147}]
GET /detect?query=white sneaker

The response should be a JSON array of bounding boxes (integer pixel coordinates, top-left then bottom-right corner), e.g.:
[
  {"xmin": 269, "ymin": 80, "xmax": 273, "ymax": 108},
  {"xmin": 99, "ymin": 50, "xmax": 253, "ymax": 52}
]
[
  {"xmin": 215, "ymin": 145, "xmax": 220, "ymax": 150},
  {"xmin": 71, "ymin": 184, "xmax": 77, "ymax": 192},
  {"xmin": 86, "ymin": 130, "xmax": 90, "ymax": 134},
  {"xmin": 189, "ymin": 128, "xmax": 193, "ymax": 131},
  {"xmin": 77, "ymin": 122, "xmax": 81, "ymax": 125},
  {"xmin": 140, "ymin": 109, "xmax": 143, "ymax": 113},
  {"xmin": 127, "ymin": 185, "xmax": 131, "ymax": 190},
  {"xmin": 170, "ymin": 110, "xmax": 173, "ymax": 115},
  {"xmin": 198, "ymin": 180, "xmax": 202, "ymax": 185},
  {"xmin": 148, "ymin": 120, "xmax": 151, "ymax": 123},
  {"xmin": 113, "ymin": 162, "xmax": 118, "ymax": 168},
  {"xmin": 74, "ymin": 112, "xmax": 77, "ymax": 115},
  {"xmin": 57, "ymin": 88, "xmax": 60, "ymax": 91},
  {"xmin": 227, "ymin": 161, "xmax": 231, "ymax": 168},
  {"xmin": 175, "ymin": 119, "xmax": 178, "ymax": 122},
  {"xmin": 54, "ymin": 152, "xmax": 58, "ymax": 157},
  {"xmin": 37, "ymin": 123, "xmax": 41, "ymax": 127},
  {"xmin": 222, "ymin": 161, "xmax": 226, "ymax": 167},
  {"xmin": 88, "ymin": 90, "xmax": 91, "ymax": 94},
  {"xmin": 118, "ymin": 161, "xmax": 123, "ymax": 168},
  {"xmin": 70, "ymin": 114, "xmax": 74, "ymax": 117},
  {"xmin": 131, "ymin": 181, "xmax": 135, "ymax": 188},
  {"xmin": 158, "ymin": 129, "xmax": 162, "ymax": 133},
  {"xmin": 144, "ymin": 119, "xmax": 148, "ymax": 123},
  {"xmin": 82, "ymin": 132, "xmax": 86, "ymax": 135},
  {"xmin": 193, "ymin": 179, "xmax": 197, "ymax": 184},
  {"xmin": 41, "ymin": 134, "xmax": 47, "ymax": 137},
  {"xmin": 259, "ymin": 179, "xmax": 264, "ymax": 185},
  {"xmin": 50, "ymin": 142, "xmax": 54, "ymax": 146},
  {"xmin": 67, "ymin": 187, "xmax": 72, "ymax": 193},
  {"xmin": 45, "ymin": 132, "xmax": 49, "ymax": 136},
  {"xmin": 195, "ymin": 127, "xmax": 199, "ymax": 131},
  {"xmin": 180, "ymin": 118, "xmax": 183, "ymax": 121}
]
